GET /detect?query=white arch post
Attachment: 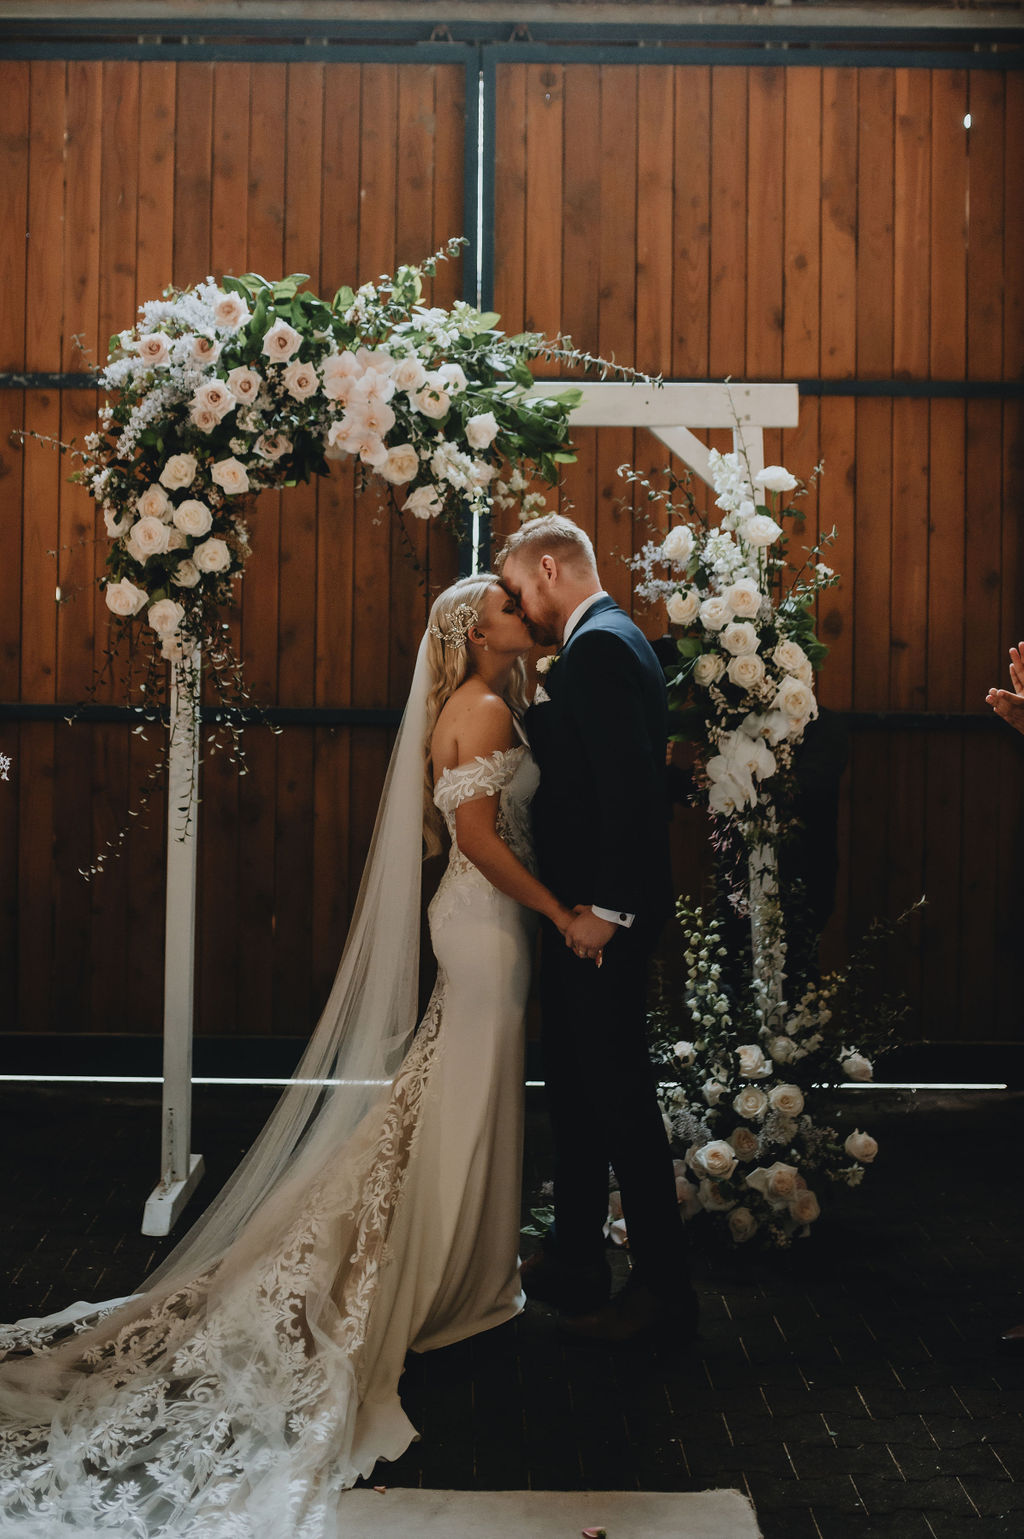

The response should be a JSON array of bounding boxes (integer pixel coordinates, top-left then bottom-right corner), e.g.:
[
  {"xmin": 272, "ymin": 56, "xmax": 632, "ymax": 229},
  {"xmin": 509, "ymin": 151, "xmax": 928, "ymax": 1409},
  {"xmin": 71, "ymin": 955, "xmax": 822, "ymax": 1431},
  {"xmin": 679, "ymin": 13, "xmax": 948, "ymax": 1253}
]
[{"xmin": 145, "ymin": 381, "xmax": 798, "ymax": 1233}]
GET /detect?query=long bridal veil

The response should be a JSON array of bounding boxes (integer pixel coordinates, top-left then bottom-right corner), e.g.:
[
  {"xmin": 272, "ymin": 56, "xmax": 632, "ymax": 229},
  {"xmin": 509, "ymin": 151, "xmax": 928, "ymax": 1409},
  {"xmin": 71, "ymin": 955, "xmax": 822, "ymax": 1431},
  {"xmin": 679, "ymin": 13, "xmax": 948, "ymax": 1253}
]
[{"xmin": 0, "ymin": 634, "xmax": 437, "ymax": 1533}]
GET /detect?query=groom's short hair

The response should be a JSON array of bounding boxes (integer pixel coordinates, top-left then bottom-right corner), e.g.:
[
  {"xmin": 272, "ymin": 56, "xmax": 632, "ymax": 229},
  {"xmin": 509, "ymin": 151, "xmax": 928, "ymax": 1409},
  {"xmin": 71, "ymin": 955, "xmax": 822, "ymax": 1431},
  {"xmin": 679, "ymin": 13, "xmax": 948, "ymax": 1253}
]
[{"xmin": 495, "ymin": 513, "xmax": 597, "ymax": 574}]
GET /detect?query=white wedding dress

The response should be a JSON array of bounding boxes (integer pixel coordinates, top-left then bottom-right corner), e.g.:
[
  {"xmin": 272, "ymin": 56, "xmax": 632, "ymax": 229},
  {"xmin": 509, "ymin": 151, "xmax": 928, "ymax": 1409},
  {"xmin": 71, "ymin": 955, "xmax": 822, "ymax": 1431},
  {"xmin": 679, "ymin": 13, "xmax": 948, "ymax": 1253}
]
[{"xmin": 0, "ymin": 736, "xmax": 539, "ymax": 1538}]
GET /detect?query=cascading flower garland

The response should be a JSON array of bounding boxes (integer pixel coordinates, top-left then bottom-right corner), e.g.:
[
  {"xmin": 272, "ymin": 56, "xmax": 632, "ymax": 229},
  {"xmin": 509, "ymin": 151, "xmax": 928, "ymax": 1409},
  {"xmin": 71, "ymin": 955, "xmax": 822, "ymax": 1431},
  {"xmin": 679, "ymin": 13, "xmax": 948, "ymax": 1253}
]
[
  {"xmin": 629, "ymin": 449, "xmax": 838, "ymax": 843},
  {"xmin": 82, "ymin": 239, "xmax": 582, "ymax": 665}
]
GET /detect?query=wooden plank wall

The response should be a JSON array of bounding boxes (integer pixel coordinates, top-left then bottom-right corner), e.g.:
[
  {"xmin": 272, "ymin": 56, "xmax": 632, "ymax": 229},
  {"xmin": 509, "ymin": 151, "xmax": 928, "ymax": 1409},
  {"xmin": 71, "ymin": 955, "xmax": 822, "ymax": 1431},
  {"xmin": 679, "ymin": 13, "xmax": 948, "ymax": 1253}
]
[
  {"xmin": 0, "ymin": 59, "xmax": 465, "ymax": 1037},
  {"xmin": 492, "ymin": 62, "xmax": 1024, "ymax": 1043}
]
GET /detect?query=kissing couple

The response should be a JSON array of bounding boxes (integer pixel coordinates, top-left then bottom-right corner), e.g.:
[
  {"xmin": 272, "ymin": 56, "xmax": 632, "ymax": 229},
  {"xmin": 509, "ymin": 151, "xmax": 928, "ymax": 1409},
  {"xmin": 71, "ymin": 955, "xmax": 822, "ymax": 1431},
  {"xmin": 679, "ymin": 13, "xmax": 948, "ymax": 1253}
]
[{"xmin": 0, "ymin": 514, "xmax": 698, "ymax": 1538}]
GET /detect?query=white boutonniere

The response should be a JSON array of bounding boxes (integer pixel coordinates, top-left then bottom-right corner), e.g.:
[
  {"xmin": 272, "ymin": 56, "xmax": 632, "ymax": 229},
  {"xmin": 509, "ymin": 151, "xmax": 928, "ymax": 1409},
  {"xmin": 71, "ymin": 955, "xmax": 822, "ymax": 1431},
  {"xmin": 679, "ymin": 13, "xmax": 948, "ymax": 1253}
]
[{"xmin": 535, "ymin": 651, "xmax": 558, "ymax": 677}]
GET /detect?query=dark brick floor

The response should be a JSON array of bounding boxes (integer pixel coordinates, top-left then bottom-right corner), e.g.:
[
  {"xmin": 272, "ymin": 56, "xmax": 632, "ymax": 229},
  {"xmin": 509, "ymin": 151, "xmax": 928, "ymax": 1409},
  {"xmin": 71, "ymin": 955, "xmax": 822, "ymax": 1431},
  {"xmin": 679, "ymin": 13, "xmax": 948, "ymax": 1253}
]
[{"xmin": 2, "ymin": 1082, "xmax": 1022, "ymax": 1539}]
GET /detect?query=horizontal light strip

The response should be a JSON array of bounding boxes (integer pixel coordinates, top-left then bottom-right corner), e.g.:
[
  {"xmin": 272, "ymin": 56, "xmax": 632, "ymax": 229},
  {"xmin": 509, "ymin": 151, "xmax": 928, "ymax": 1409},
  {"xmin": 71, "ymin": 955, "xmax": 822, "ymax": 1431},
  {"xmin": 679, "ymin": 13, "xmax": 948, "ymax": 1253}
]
[{"xmin": 0, "ymin": 1075, "xmax": 1009, "ymax": 1091}]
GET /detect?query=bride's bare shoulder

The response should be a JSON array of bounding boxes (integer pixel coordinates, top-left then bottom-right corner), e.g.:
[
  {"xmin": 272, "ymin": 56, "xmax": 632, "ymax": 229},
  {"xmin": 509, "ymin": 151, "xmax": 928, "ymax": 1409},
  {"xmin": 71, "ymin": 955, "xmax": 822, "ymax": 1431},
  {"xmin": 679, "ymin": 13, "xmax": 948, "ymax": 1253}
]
[{"xmin": 431, "ymin": 682, "xmax": 516, "ymax": 776}]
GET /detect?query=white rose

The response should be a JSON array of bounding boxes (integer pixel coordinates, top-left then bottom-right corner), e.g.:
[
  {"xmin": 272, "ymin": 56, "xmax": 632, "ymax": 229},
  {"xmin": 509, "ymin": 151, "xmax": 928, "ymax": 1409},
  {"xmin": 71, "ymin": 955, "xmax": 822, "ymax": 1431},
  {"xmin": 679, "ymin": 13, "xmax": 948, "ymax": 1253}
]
[
  {"xmin": 192, "ymin": 537, "xmax": 232, "ymax": 573},
  {"xmin": 699, "ymin": 596, "xmax": 732, "ymax": 631},
  {"xmin": 726, "ymin": 653, "xmax": 766, "ymax": 691},
  {"xmin": 104, "ymin": 578, "xmax": 148, "ymax": 616},
  {"xmin": 843, "ymin": 1052, "xmax": 873, "ymax": 1082},
  {"xmin": 661, "ymin": 524, "xmax": 694, "ymax": 569},
  {"xmin": 136, "ymin": 484, "xmax": 171, "ymax": 522},
  {"xmin": 172, "ymin": 499, "xmax": 213, "ymax": 539},
  {"xmin": 282, "ymin": 359, "xmax": 319, "ymax": 400},
  {"xmin": 171, "ymin": 558, "xmax": 202, "ymax": 588},
  {"xmin": 720, "ymin": 620, "xmax": 759, "ymax": 657},
  {"xmin": 254, "ymin": 431, "xmax": 291, "ymax": 462},
  {"xmin": 147, "ymin": 598, "xmax": 185, "ymax": 636},
  {"xmin": 747, "ymin": 1161, "xmax": 800, "ymax": 1206},
  {"xmin": 192, "ymin": 380, "xmax": 235, "ymax": 420},
  {"xmin": 728, "ymin": 1127, "xmax": 760, "ymax": 1162},
  {"xmin": 736, "ymin": 1043, "xmax": 768, "ymax": 1078},
  {"xmin": 728, "ymin": 1206, "xmax": 759, "ymax": 1243},
  {"xmin": 732, "ymin": 1084, "xmax": 768, "ymax": 1120},
  {"xmin": 135, "ymin": 333, "xmax": 170, "ymax": 366},
  {"xmin": 436, "ymin": 362, "xmax": 467, "ymax": 395},
  {"xmin": 769, "ymin": 1083, "xmax": 805, "ymax": 1117},
  {"xmin": 789, "ymin": 1188, "xmax": 820, "ymax": 1225},
  {"xmin": 773, "ymin": 638, "xmax": 813, "ymax": 683},
  {"xmin": 393, "ymin": 355, "xmax": 428, "ymax": 394},
  {"xmin": 413, "ymin": 380, "xmax": 452, "ymax": 419},
  {"xmin": 844, "ymin": 1129, "xmax": 878, "ymax": 1163},
  {"xmin": 692, "ymin": 1140, "xmax": 738, "ymax": 1181},
  {"xmin": 403, "ymin": 485, "xmax": 444, "ymax": 520},
  {"xmin": 675, "ymin": 1175, "xmax": 702, "ymax": 1221},
  {"xmin": 103, "ymin": 505, "xmax": 132, "ymax": 538},
  {"xmin": 740, "ymin": 513, "xmax": 784, "ymax": 547},
  {"xmin": 773, "ymin": 675, "xmax": 817, "ymax": 722},
  {"xmin": 129, "ymin": 515, "xmax": 172, "ymax": 558},
  {"xmin": 190, "ymin": 333, "xmax": 221, "ymax": 367},
  {"xmin": 667, "ymin": 589, "xmax": 700, "ymax": 626},
  {"xmin": 376, "ymin": 444, "xmax": 420, "ymax": 486},
  {"xmin": 722, "ymin": 577, "xmax": 762, "ymax": 618},
  {"xmin": 213, "ymin": 292, "xmax": 250, "ymax": 330},
  {"xmin": 755, "ymin": 464, "xmax": 798, "ymax": 494},
  {"xmin": 702, "ymin": 1078, "xmax": 727, "ymax": 1107},
  {"xmin": 210, "ymin": 457, "xmax": 250, "ymax": 496},
  {"xmin": 226, "ymin": 366, "xmax": 263, "ymax": 402},
  {"xmin": 261, "ymin": 318, "xmax": 302, "ymax": 361},
  {"xmin": 769, "ymin": 1035, "xmax": 797, "ymax": 1064},
  {"xmin": 190, "ymin": 405, "xmax": 220, "ymax": 434},
  {"xmin": 465, "ymin": 411, "xmax": 499, "ymax": 450},
  {"xmin": 698, "ymin": 1178, "xmax": 738, "ymax": 1213},
  {"xmin": 693, "ymin": 653, "xmax": 726, "ymax": 688},
  {"xmin": 158, "ymin": 454, "xmax": 198, "ymax": 492},
  {"xmin": 673, "ymin": 1041, "xmax": 697, "ymax": 1066}
]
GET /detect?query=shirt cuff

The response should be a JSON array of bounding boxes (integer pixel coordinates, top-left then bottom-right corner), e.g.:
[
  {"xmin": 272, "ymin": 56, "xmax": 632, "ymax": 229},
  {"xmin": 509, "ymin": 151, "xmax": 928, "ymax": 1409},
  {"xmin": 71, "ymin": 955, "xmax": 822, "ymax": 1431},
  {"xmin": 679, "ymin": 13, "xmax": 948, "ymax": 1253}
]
[{"xmin": 593, "ymin": 904, "xmax": 635, "ymax": 929}]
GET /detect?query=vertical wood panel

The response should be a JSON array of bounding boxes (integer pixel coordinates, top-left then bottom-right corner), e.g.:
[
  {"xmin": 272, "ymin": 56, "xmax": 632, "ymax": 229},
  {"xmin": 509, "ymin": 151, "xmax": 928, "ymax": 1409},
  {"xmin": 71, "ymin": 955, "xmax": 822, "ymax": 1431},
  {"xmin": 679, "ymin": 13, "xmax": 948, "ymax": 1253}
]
[
  {"xmin": 966, "ymin": 71, "xmax": 1005, "ymax": 382},
  {"xmin": 930, "ymin": 71, "xmax": 968, "ymax": 378},
  {"xmin": 926, "ymin": 399, "xmax": 966, "ymax": 710},
  {"xmin": 745, "ymin": 67, "xmax": 785, "ymax": 378},
  {"xmin": 856, "ymin": 70, "xmax": 894, "ymax": 377},
  {"xmin": 820, "ymin": 68, "xmax": 858, "ymax": 379},
  {"xmin": 672, "ymin": 67, "xmax": 711, "ymax": 380},
  {"xmin": 851, "ymin": 398, "xmax": 892, "ymax": 711},
  {"xmin": 135, "ymin": 61, "xmax": 176, "ymax": 313},
  {"xmin": 173, "ymin": 63, "xmax": 213, "ymax": 285},
  {"xmin": 635, "ymin": 67, "xmax": 674, "ymax": 378},
  {"xmin": 524, "ymin": 64, "xmax": 563, "ymax": 342},
  {"xmin": 0, "ymin": 63, "xmax": 30, "ymax": 373},
  {"xmin": 708, "ymin": 67, "xmax": 747, "ymax": 376},
  {"xmin": 560, "ymin": 65, "xmax": 600, "ymax": 372},
  {"xmin": 493, "ymin": 65, "xmax": 527, "ymax": 336},
  {"xmin": 26, "ymin": 62, "xmax": 66, "ymax": 372},
  {"xmin": 893, "ymin": 69, "xmax": 932, "ymax": 380},
  {"xmin": 782, "ymin": 68, "xmax": 821, "ymax": 380}
]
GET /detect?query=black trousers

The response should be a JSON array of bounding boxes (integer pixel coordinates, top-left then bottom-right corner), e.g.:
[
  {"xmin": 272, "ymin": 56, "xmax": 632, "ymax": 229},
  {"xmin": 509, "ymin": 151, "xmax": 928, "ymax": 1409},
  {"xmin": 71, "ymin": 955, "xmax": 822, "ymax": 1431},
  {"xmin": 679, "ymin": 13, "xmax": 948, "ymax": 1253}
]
[{"xmin": 539, "ymin": 918, "xmax": 691, "ymax": 1297}]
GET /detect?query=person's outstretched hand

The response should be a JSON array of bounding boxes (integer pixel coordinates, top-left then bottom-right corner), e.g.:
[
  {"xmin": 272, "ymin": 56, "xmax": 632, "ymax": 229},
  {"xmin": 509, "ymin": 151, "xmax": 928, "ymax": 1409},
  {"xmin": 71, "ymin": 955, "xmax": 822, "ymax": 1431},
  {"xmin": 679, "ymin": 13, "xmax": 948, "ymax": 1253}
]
[{"xmin": 986, "ymin": 642, "xmax": 1024, "ymax": 736}]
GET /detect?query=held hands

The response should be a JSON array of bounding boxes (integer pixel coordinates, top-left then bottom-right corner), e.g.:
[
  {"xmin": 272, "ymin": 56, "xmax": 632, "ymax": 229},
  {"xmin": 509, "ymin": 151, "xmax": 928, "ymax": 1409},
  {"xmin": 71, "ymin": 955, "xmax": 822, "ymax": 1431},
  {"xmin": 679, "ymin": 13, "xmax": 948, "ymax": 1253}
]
[
  {"xmin": 565, "ymin": 905, "xmax": 618, "ymax": 967},
  {"xmin": 986, "ymin": 643, "xmax": 1024, "ymax": 737}
]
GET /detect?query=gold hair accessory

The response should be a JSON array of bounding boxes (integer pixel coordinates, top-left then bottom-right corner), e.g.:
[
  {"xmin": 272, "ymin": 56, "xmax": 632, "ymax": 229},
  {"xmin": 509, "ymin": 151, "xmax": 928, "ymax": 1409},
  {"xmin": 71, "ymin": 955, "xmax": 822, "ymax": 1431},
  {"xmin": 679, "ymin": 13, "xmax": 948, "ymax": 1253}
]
[{"xmin": 428, "ymin": 602, "xmax": 478, "ymax": 650}]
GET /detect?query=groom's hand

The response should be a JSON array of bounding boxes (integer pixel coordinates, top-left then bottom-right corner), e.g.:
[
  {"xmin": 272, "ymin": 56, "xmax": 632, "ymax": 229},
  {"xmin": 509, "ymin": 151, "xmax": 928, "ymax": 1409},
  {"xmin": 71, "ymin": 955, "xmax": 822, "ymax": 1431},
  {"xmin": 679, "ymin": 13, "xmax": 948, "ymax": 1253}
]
[{"xmin": 565, "ymin": 906, "xmax": 618, "ymax": 963}]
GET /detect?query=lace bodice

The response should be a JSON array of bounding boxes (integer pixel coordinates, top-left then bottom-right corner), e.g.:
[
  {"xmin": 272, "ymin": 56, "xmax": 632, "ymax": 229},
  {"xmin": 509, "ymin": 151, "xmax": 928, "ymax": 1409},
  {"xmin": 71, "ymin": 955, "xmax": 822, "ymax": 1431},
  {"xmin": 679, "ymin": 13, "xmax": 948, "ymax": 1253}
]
[{"xmin": 429, "ymin": 745, "xmax": 539, "ymax": 926}]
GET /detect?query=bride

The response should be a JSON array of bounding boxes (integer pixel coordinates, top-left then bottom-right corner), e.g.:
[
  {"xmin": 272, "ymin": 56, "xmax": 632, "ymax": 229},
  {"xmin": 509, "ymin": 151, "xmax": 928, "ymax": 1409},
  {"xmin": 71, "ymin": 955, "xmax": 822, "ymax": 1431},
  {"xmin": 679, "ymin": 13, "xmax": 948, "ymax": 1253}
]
[{"xmin": 0, "ymin": 574, "xmax": 578, "ymax": 1537}]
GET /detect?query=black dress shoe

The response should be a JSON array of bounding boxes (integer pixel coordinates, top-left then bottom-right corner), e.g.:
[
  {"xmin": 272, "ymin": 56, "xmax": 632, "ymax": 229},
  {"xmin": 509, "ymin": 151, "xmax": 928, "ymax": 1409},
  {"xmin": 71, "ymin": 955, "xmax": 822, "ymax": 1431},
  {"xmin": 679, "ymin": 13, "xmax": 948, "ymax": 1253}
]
[
  {"xmin": 559, "ymin": 1279, "xmax": 699, "ymax": 1347},
  {"xmin": 520, "ymin": 1249, "xmax": 612, "ymax": 1315}
]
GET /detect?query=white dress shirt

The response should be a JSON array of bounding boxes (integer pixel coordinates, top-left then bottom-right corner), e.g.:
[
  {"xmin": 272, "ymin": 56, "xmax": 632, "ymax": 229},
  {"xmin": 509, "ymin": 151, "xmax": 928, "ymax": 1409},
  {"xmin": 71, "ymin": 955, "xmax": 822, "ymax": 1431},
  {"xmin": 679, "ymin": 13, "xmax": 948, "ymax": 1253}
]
[{"xmin": 560, "ymin": 592, "xmax": 635, "ymax": 931}]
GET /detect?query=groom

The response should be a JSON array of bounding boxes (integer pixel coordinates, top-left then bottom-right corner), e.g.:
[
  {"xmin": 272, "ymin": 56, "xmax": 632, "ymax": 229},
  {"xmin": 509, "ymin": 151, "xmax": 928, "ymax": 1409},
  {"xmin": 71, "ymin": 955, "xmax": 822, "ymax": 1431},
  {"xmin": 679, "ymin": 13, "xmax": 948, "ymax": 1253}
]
[{"xmin": 497, "ymin": 514, "xmax": 698, "ymax": 1344}]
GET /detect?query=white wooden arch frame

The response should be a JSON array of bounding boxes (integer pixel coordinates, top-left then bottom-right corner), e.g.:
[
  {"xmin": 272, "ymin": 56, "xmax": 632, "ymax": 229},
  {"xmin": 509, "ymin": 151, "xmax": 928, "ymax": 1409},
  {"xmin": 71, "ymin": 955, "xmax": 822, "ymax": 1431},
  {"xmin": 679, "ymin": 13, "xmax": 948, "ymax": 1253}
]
[{"xmin": 145, "ymin": 381, "xmax": 800, "ymax": 1234}]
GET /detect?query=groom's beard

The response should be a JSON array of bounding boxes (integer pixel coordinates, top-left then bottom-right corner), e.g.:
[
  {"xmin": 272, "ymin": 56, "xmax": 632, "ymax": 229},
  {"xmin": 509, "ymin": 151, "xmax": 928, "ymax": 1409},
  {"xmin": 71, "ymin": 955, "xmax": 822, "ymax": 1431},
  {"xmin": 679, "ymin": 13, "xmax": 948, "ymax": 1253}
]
[{"xmin": 523, "ymin": 612, "xmax": 560, "ymax": 648}]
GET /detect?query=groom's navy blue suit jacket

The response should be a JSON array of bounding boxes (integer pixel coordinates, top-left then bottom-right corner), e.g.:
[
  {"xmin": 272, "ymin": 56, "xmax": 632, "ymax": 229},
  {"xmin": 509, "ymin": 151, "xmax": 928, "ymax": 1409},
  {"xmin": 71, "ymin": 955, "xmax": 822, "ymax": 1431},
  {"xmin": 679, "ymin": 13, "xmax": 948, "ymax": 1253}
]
[{"xmin": 525, "ymin": 594, "xmax": 674, "ymax": 930}]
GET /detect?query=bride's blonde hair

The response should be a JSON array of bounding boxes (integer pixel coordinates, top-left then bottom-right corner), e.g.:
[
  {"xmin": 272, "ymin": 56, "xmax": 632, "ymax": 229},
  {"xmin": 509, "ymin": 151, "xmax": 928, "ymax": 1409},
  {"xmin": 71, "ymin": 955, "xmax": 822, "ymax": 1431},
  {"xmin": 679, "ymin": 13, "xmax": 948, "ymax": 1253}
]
[{"xmin": 422, "ymin": 573, "xmax": 530, "ymax": 858}]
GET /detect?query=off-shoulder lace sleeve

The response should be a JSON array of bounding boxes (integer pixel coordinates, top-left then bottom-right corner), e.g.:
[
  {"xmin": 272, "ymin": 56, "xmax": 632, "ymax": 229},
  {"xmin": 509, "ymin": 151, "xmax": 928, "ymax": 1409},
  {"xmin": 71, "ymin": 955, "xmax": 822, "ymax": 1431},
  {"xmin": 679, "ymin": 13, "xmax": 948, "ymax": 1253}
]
[{"xmin": 433, "ymin": 746, "xmax": 525, "ymax": 816}]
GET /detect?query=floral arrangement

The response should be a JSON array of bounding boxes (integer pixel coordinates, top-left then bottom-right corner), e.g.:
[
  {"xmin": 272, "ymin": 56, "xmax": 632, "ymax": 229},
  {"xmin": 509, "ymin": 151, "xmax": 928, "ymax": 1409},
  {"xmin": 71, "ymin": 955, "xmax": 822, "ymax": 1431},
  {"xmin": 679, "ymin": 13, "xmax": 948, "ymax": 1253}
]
[
  {"xmin": 81, "ymin": 239, "xmax": 581, "ymax": 664},
  {"xmin": 620, "ymin": 895, "xmax": 921, "ymax": 1248},
  {"xmin": 629, "ymin": 450, "xmax": 838, "ymax": 842}
]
